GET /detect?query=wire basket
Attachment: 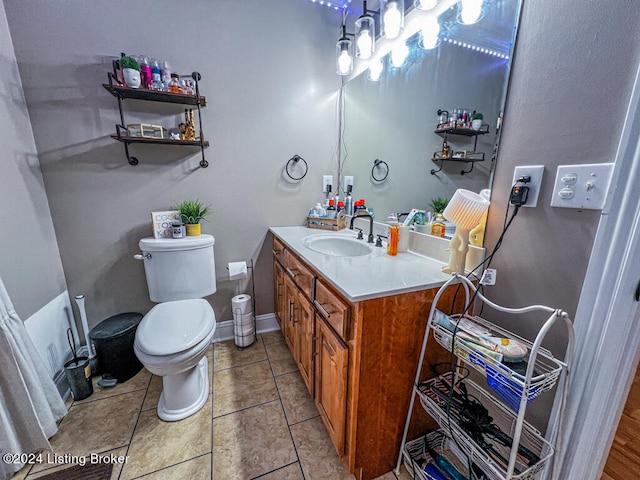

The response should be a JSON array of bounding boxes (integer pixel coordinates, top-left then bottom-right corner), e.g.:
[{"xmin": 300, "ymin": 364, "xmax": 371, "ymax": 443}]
[
  {"xmin": 431, "ymin": 314, "xmax": 564, "ymax": 412},
  {"xmin": 417, "ymin": 373, "xmax": 553, "ymax": 480},
  {"xmin": 402, "ymin": 430, "xmax": 469, "ymax": 480}
]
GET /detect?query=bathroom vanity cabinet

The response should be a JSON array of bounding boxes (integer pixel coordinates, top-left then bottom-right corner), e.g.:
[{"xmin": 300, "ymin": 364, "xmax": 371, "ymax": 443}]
[{"xmin": 271, "ymin": 232, "xmax": 465, "ymax": 480}]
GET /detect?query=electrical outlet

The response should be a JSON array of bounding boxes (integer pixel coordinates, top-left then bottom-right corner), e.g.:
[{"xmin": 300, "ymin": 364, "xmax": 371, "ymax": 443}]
[
  {"xmin": 512, "ymin": 165, "xmax": 544, "ymax": 207},
  {"xmin": 550, "ymin": 163, "xmax": 614, "ymax": 209},
  {"xmin": 322, "ymin": 175, "xmax": 333, "ymax": 193},
  {"xmin": 343, "ymin": 176, "xmax": 354, "ymax": 193}
]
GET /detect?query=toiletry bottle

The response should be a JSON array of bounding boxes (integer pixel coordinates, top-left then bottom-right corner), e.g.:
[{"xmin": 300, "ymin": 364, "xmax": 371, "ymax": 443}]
[
  {"xmin": 345, "ymin": 187, "xmax": 354, "ymax": 216},
  {"xmin": 337, "ymin": 201, "xmax": 345, "ymax": 213},
  {"xmin": 161, "ymin": 61, "xmax": 172, "ymax": 89},
  {"xmin": 168, "ymin": 74, "xmax": 181, "ymax": 93},
  {"xmin": 387, "ymin": 224, "xmax": 399, "ymax": 256},
  {"xmin": 139, "ymin": 56, "xmax": 152, "ymax": 89},
  {"xmin": 150, "ymin": 58, "xmax": 162, "ymax": 90},
  {"xmin": 327, "ymin": 199, "xmax": 337, "ymax": 219}
]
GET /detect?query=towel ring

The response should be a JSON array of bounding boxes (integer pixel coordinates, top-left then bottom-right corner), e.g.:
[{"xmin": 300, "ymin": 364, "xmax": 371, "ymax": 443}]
[
  {"xmin": 371, "ymin": 159, "xmax": 389, "ymax": 182},
  {"xmin": 285, "ymin": 154, "xmax": 308, "ymax": 181}
]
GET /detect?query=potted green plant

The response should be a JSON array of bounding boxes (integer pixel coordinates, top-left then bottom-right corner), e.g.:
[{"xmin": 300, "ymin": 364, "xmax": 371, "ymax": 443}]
[
  {"xmin": 430, "ymin": 197, "xmax": 449, "ymax": 215},
  {"xmin": 174, "ymin": 199, "xmax": 211, "ymax": 236},
  {"xmin": 471, "ymin": 112, "xmax": 483, "ymax": 130},
  {"xmin": 120, "ymin": 55, "xmax": 141, "ymax": 89}
]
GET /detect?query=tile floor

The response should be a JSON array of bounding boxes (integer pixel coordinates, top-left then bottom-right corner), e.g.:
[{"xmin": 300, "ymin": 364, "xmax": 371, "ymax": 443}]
[{"xmin": 12, "ymin": 331, "xmax": 413, "ymax": 480}]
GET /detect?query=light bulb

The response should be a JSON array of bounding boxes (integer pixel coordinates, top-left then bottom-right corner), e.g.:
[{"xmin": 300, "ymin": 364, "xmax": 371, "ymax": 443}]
[
  {"xmin": 357, "ymin": 30, "xmax": 373, "ymax": 59},
  {"xmin": 419, "ymin": 17, "xmax": 440, "ymax": 50},
  {"xmin": 383, "ymin": 1, "xmax": 403, "ymax": 39},
  {"xmin": 415, "ymin": 0, "xmax": 437, "ymax": 10},
  {"xmin": 368, "ymin": 59, "xmax": 383, "ymax": 81},
  {"xmin": 338, "ymin": 49, "xmax": 353, "ymax": 75},
  {"xmin": 460, "ymin": 0, "xmax": 483, "ymax": 25},
  {"xmin": 391, "ymin": 42, "xmax": 409, "ymax": 68}
]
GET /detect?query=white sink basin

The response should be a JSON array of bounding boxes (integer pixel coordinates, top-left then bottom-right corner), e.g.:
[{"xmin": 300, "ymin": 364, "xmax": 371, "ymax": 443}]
[{"xmin": 302, "ymin": 234, "xmax": 373, "ymax": 257}]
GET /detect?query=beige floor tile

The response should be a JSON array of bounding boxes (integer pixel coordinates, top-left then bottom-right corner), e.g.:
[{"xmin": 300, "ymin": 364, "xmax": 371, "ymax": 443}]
[
  {"xmin": 261, "ymin": 329, "xmax": 284, "ymax": 345},
  {"xmin": 265, "ymin": 341, "xmax": 298, "ymax": 377},
  {"xmin": 258, "ymin": 462, "xmax": 304, "ymax": 480},
  {"xmin": 141, "ymin": 375, "xmax": 163, "ymax": 412},
  {"xmin": 119, "ymin": 395, "xmax": 212, "ymax": 480},
  {"xmin": 373, "ymin": 469, "xmax": 412, "ymax": 480},
  {"xmin": 24, "ymin": 446, "xmax": 128, "ymax": 479},
  {"xmin": 129, "ymin": 453, "xmax": 211, "ymax": 480},
  {"xmin": 29, "ymin": 390, "xmax": 145, "ymax": 473},
  {"xmin": 214, "ymin": 338, "xmax": 267, "ymax": 370},
  {"xmin": 213, "ymin": 360, "xmax": 278, "ymax": 417},
  {"xmin": 275, "ymin": 372, "xmax": 318, "ymax": 425},
  {"xmin": 213, "ymin": 400, "xmax": 296, "ymax": 480},
  {"xmin": 290, "ymin": 417, "xmax": 355, "ymax": 480},
  {"xmin": 74, "ymin": 368, "xmax": 151, "ymax": 405}
]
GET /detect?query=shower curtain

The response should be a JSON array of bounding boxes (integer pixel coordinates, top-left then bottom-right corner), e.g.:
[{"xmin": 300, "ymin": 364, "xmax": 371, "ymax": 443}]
[{"xmin": 0, "ymin": 276, "xmax": 67, "ymax": 480}]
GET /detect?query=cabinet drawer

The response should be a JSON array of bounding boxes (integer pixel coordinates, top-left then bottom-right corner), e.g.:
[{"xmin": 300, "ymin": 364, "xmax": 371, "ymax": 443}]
[
  {"xmin": 273, "ymin": 236, "xmax": 285, "ymax": 264},
  {"xmin": 284, "ymin": 252, "xmax": 315, "ymax": 300},
  {"xmin": 314, "ymin": 280, "xmax": 350, "ymax": 341}
]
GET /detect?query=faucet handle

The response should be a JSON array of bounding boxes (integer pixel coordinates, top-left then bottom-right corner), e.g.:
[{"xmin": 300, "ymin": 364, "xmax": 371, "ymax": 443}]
[
  {"xmin": 375, "ymin": 234, "xmax": 387, "ymax": 248},
  {"xmin": 355, "ymin": 227, "xmax": 364, "ymax": 240}
]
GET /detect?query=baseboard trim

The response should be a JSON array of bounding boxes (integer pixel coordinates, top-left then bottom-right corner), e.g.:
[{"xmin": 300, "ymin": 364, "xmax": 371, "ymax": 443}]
[{"xmin": 213, "ymin": 313, "xmax": 280, "ymax": 343}]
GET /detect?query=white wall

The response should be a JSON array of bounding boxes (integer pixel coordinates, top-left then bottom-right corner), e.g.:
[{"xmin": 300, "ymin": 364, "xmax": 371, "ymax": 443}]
[
  {"xmin": 3, "ymin": 0, "xmax": 342, "ymax": 328},
  {"xmin": 0, "ymin": 2, "xmax": 67, "ymax": 319}
]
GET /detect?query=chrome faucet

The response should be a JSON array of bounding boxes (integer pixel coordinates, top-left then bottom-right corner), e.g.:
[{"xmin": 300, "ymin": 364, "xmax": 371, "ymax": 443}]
[{"xmin": 350, "ymin": 212, "xmax": 375, "ymax": 243}]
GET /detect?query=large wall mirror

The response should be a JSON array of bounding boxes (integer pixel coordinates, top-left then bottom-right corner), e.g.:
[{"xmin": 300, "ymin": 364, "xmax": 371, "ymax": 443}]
[{"xmin": 340, "ymin": 0, "xmax": 522, "ymax": 224}]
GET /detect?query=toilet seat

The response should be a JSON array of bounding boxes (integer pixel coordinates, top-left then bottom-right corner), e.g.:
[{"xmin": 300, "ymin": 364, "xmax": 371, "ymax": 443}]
[{"xmin": 136, "ymin": 299, "xmax": 214, "ymax": 356}]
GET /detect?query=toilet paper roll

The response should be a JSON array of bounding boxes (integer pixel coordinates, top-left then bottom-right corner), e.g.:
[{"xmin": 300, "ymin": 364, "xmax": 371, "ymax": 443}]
[
  {"xmin": 232, "ymin": 294, "xmax": 252, "ymax": 315},
  {"xmin": 233, "ymin": 310, "xmax": 254, "ymax": 328},
  {"xmin": 235, "ymin": 330, "xmax": 256, "ymax": 348},
  {"xmin": 228, "ymin": 261, "xmax": 248, "ymax": 280}
]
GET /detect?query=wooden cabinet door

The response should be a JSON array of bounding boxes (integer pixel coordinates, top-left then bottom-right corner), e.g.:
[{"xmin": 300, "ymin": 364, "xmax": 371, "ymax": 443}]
[
  {"xmin": 283, "ymin": 274, "xmax": 300, "ymax": 360},
  {"xmin": 297, "ymin": 291, "xmax": 315, "ymax": 397},
  {"xmin": 315, "ymin": 316, "xmax": 348, "ymax": 455},
  {"xmin": 273, "ymin": 260, "xmax": 285, "ymax": 328}
]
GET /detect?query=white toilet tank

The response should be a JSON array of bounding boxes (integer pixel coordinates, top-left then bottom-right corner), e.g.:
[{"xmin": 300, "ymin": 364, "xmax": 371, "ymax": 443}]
[{"xmin": 138, "ymin": 234, "xmax": 216, "ymax": 302}]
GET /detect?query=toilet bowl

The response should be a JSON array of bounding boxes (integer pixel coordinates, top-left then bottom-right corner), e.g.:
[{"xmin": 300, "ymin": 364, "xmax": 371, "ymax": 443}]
[{"xmin": 134, "ymin": 298, "xmax": 215, "ymax": 421}]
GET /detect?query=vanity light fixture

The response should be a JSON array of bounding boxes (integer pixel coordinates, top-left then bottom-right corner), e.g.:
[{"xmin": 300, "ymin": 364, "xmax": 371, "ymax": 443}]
[
  {"xmin": 390, "ymin": 41, "xmax": 410, "ymax": 67},
  {"xmin": 459, "ymin": 0, "xmax": 484, "ymax": 25},
  {"xmin": 418, "ymin": 15, "xmax": 441, "ymax": 50},
  {"xmin": 367, "ymin": 58, "xmax": 384, "ymax": 81},
  {"xmin": 415, "ymin": 0, "xmax": 438, "ymax": 10},
  {"xmin": 355, "ymin": 1, "xmax": 376, "ymax": 59},
  {"xmin": 381, "ymin": 0, "xmax": 404, "ymax": 40},
  {"xmin": 336, "ymin": 22, "xmax": 355, "ymax": 76},
  {"xmin": 441, "ymin": 189, "xmax": 490, "ymax": 275}
]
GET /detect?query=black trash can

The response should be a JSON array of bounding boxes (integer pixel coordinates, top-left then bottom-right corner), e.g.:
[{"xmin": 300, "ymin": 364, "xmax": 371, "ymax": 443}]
[{"xmin": 89, "ymin": 312, "xmax": 143, "ymax": 383}]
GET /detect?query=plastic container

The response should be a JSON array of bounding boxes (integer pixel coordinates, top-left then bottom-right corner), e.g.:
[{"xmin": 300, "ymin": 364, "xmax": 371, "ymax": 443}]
[
  {"xmin": 64, "ymin": 356, "xmax": 93, "ymax": 400},
  {"xmin": 89, "ymin": 312, "xmax": 143, "ymax": 383}
]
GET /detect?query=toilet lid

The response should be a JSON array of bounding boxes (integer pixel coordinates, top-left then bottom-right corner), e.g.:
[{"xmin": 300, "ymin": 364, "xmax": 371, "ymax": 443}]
[{"xmin": 136, "ymin": 299, "xmax": 215, "ymax": 356}]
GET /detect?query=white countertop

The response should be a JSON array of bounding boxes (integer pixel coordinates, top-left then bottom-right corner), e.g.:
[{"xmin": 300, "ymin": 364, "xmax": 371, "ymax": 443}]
[{"xmin": 270, "ymin": 226, "xmax": 455, "ymax": 303}]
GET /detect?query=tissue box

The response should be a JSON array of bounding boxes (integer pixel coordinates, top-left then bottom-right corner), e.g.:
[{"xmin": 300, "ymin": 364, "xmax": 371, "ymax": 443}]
[
  {"xmin": 151, "ymin": 210, "xmax": 181, "ymax": 238},
  {"xmin": 128, "ymin": 123, "xmax": 164, "ymax": 139}
]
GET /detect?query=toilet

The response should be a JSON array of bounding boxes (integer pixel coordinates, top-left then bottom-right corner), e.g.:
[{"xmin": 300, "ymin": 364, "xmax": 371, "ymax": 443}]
[{"xmin": 134, "ymin": 234, "xmax": 217, "ymax": 421}]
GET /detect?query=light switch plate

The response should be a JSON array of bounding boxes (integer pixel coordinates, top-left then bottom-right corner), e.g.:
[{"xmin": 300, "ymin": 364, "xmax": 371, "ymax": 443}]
[{"xmin": 550, "ymin": 163, "xmax": 614, "ymax": 209}]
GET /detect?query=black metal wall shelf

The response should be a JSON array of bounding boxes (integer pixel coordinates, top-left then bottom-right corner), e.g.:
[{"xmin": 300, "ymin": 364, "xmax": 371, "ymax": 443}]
[
  {"xmin": 431, "ymin": 122, "xmax": 489, "ymax": 176},
  {"xmin": 103, "ymin": 71, "xmax": 209, "ymax": 167}
]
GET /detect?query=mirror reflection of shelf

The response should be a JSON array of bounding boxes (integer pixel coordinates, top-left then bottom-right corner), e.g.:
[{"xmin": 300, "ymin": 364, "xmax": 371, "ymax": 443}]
[{"xmin": 435, "ymin": 123, "xmax": 490, "ymax": 136}]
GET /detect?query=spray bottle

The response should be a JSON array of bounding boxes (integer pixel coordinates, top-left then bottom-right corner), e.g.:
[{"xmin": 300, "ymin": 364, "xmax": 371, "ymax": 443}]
[{"xmin": 345, "ymin": 185, "xmax": 354, "ymax": 216}]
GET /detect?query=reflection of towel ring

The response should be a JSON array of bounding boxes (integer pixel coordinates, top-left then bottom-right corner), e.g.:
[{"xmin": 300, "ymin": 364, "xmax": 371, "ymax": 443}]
[
  {"xmin": 285, "ymin": 154, "xmax": 308, "ymax": 181},
  {"xmin": 371, "ymin": 159, "xmax": 389, "ymax": 182}
]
